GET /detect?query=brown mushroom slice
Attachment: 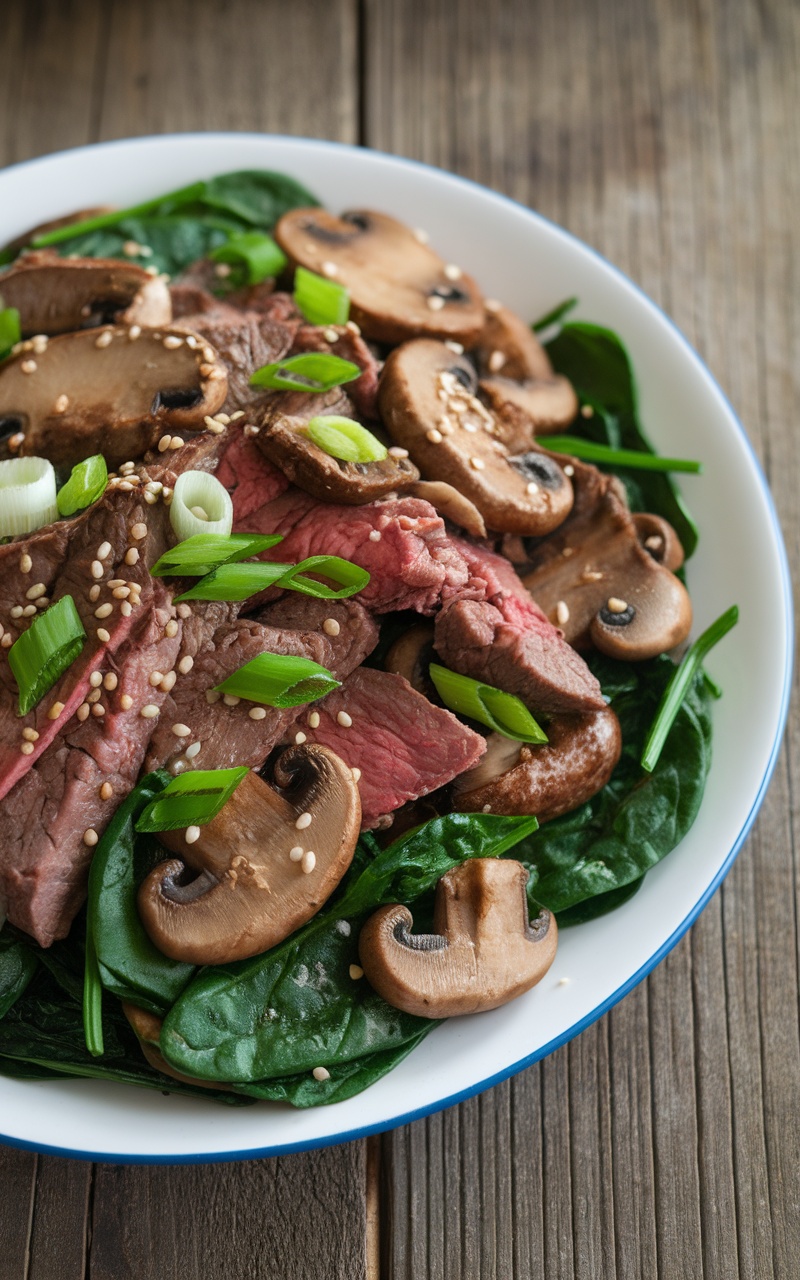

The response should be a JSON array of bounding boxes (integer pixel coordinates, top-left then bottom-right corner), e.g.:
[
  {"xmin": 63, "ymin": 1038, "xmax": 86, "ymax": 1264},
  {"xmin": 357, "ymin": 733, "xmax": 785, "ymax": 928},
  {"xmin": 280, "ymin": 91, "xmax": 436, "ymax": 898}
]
[
  {"xmin": 474, "ymin": 301, "xmax": 555, "ymax": 382},
  {"xmin": 1, "ymin": 324, "xmax": 227, "ymax": 469},
  {"xmin": 384, "ymin": 623, "xmax": 436, "ymax": 694},
  {"xmin": 0, "ymin": 206, "xmax": 113, "ymax": 258},
  {"xmin": 274, "ymin": 208, "xmax": 485, "ymax": 346},
  {"xmin": 405, "ymin": 480, "xmax": 487, "ymax": 537},
  {"xmin": 359, "ymin": 858, "xmax": 557, "ymax": 1018},
  {"xmin": 378, "ymin": 339, "xmax": 574, "ymax": 536},
  {"xmin": 479, "ymin": 373, "xmax": 579, "ymax": 442},
  {"xmin": 0, "ymin": 251, "xmax": 172, "ymax": 336},
  {"xmin": 122, "ymin": 1003, "xmax": 235, "ymax": 1092},
  {"xmin": 257, "ymin": 398, "xmax": 419, "ymax": 505},
  {"xmin": 632, "ymin": 512, "xmax": 685, "ymax": 572},
  {"xmin": 453, "ymin": 708, "xmax": 622, "ymax": 823},
  {"xmin": 521, "ymin": 474, "xmax": 692, "ymax": 661},
  {"xmin": 138, "ymin": 747, "xmax": 361, "ymax": 966}
]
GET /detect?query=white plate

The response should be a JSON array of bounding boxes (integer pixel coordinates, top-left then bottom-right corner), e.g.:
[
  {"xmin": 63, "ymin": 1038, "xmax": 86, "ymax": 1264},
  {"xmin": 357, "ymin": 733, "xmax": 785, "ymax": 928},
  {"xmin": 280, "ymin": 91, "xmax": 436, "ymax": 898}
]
[{"xmin": 0, "ymin": 134, "xmax": 791, "ymax": 1164}]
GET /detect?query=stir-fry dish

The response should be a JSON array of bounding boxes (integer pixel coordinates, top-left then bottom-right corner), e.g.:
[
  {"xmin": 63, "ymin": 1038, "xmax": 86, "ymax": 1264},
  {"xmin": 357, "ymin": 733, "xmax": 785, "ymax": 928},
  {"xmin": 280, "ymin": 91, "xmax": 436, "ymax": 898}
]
[{"xmin": 0, "ymin": 172, "xmax": 736, "ymax": 1106}]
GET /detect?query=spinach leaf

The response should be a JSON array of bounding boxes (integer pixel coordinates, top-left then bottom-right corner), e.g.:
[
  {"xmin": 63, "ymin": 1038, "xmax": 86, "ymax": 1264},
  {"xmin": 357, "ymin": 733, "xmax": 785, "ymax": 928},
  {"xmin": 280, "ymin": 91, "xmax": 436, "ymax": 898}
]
[
  {"xmin": 546, "ymin": 322, "xmax": 699, "ymax": 557},
  {"xmin": 555, "ymin": 876, "xmax": 644, "ymax": 927},
  {"xmin": 514, "ymin": 655, "xmax": 713, "ymax": 914},
  {"xmin": 0, "ymin": 929, "xmax": 38, "ymax": 1020},
  {"xmin": 161, "ymin": 813, "xmax": 537, "ymax": 1084},
  {"xmin": 53, "ymin": 214, "xmax": 243, "ymax": 279},
  {"xmin": 87, "ymin": 771, "xmax": 195, "ymax": 1017},
  {"xmin": 198, "ymin": 170, "xmax": 320, "ymax": 227}
]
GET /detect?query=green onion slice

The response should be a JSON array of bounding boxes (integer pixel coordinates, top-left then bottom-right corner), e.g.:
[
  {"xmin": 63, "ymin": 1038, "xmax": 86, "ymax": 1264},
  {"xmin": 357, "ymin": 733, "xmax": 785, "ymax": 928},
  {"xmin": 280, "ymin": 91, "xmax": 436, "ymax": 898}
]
[
  {"xmin": 0, "ymin": 456, "xmax": 59, "ymax": 537},
  {"xmin": 249, "ymin": 352, "xmax": 360, "ymax": 393},
  {"xmin": 56, "ymin": 453, "xmax": 108, "ymax": 517},
  {"xmin": 151, "ymin": 532, "xmax": 284, "ymax": 577},
  {"xmin": 31, "ymin": 181, "xmax": 209, "ymax": 247},
  {"xmin": 170, "ymin": 471, "xmax": 233, "ymax": 542},
  {"xmin": 306, "ymin": 415, "xmax": 388, "ymax": 463},
  {"xmin": 543, "ymin": 435, "xmax": 702, "ymax": 474},
  {"xmin": 640, "ymin": 605, "xmax": 739, "ymax": 773},
  {"xmin": 135, "ymin": 767, "xmax": 249, "ymax": 833},
  {"xmin": 0, "ymin": 306, "xmax": 21, "ymax": 359},
  {"xmin": 9, "ymin": 595, "xmax": 87, "ymax": 716},
  {"xmin": 210, "ymin": 231, "xmax": 287, "ymax": 284},
  {"xmin": 293, "ymin": 265, "xmax": 350, "ymax": 325},
  {"xmin": 429, "ymin": 664, "xmax": 549, "ymax": 744},
  {"xmin": 176, "ymin": 555, "xmax": 370, "ymax": 602},
  {"xmin": 215, "ymin": 653, "xmax": 340, "ymax": 707},
  {"xmin": 532, "ymin": 297, "xmax": 579, "ymax": 334},
  {"xmin": 82, "ymin": 913, "xmax": 104, "ymax": 1058}
]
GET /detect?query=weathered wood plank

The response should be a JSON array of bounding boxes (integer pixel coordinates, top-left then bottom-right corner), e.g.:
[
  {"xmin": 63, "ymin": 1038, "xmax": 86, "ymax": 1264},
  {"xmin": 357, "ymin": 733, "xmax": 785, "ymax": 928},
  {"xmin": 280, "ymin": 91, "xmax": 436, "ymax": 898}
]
[
  {"xmin": 27, "ymin": 1159, "xmax": 92, "ymax": 1280},
  {"xmin": 0, "ymin": 1146, "xmax": 37, "ymax": 1278}
]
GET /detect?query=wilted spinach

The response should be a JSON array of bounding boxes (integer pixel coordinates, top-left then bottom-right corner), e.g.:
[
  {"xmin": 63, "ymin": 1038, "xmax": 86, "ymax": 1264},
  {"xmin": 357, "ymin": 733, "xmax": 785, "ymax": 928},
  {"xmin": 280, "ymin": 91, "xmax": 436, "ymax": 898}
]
[{"xmin": 0, "ymin": 930, "xmax": 37, "ymax": 1020}]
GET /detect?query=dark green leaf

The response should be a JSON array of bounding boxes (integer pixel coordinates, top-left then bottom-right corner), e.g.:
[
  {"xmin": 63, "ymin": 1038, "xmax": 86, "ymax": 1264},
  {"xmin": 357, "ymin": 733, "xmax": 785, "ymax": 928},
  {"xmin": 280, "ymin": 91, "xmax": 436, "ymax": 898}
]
[{"xmin": 0, "ymin": 929, "xmax": 38, "ymax": 1021}]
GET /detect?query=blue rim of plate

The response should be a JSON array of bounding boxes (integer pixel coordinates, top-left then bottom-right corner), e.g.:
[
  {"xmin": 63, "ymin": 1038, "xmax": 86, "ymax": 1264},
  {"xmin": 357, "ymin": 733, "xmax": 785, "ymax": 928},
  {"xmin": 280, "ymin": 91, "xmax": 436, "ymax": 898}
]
[{"xmin": 0, "ymin": 133, "xmax": 793, "ymax": 1164}]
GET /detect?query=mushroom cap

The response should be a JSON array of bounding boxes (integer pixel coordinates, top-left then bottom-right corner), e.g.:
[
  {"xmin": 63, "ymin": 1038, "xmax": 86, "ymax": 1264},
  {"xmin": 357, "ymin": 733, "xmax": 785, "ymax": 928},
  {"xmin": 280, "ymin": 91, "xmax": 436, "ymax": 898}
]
[
  {"xmin": 358, "ymin": 858, "xmax": 557, "ymax": 1018},
  {"xmin": 479, "ymin": 374, "xmax": 579, "ymax": 442},
  {"xmin": 405, "ymin": 480, "xmax": 487, "ymax": 538},
  {"xmin": 1, "ymin": 324, "xmax": 227, "ymax": 469},
  {"xmin": 0, "ymin": 251, "xmax": 172, "ymax": 336},
  {"xmin": 274, "ymin": 208, "xmax": 485, "ymax": 346},
  {"xmin": 453, "ymin": 708, "xmax": 622, "ymax": 823},
  {"xmin": 137, "ymin": 747, "xmax": 361, "ymax": 966},
  {"xmin": 378, "ymin": 339, "xmax": 575, "ymax": 536},
  {"xmin": 384, "ymin": 622, "xmax": 436, "ymax": 694},
  {"xmin": 474, "ymin": 302, "xmax": 555, "ymax": 382}
]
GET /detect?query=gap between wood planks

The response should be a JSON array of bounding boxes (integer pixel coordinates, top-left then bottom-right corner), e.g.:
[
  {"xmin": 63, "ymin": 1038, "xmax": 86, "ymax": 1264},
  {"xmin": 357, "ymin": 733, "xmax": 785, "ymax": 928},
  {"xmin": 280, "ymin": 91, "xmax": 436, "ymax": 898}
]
[{"xmin": 366, "ymin": 1133, "xmax": 381, "ymax": 1280}]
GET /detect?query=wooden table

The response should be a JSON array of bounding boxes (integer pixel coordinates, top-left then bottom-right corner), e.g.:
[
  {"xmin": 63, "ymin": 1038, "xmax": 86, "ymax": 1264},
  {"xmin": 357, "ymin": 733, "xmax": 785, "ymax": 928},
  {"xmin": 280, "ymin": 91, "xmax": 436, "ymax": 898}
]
[{"xmin": 0, "ymin": 1, "xmax": 797, "ymax": 1275}]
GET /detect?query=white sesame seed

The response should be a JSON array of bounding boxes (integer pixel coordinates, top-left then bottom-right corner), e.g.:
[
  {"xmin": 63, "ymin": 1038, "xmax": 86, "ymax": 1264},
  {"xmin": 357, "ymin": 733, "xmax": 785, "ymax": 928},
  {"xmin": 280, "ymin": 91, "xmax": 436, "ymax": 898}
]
[
  {"xmin": 164, "ymin": 618, "xmax": 178, "ymax": 638},
  {"xmin": 100, "ymin": 782, "xmax": 113, "ymax": 800},
  {"xmin": 248, "ymin": 706, "xmax": 267, "ymax": 720},
  {"xmin": 444, "ymin": 340, "xmax": 464, "ymax": 354},
  {"xmin": 87, "ymin": 688, "xmax": 101, "ymax": 704},
  {"xmin": 83, "ymin": 829, "xmax": 99, "ymax": 847},
  {"xmin": 563, "ymin": 464, "xmax": 575, "ymax": 477},
  {"xmin": 140, "ymin": 704, "xmax": 160, "ymax": 719},
  {"xmin": 163, "ymin": 334, "xmax": 183, "ymax": 349},
  {"xmin": 445, "ymin": 263, "xmax": 462, "ymax": 280},
  {"xmin": 125, "ymin": 548, "xmax": 140, "ymax": 567},
  {"xmin": 308, "ymin": 711, "xmax": 320, "ymax": 729},
  {"xmin": 323, "ymin": 327, "xmax": 339, "ymax": 343},
  {"xmin": 414, "ymin": 228, "xmax": 429, "ymax": 244},
  {"xmin": 482, "ymin": 803, "xmax": 492, "ymax": 813},
  {"xmin": 189, "ymin": 505, "xmax": 209, "ymax": 521},
  {"xmin": 119, "ymin": 461, "xmax": 135, "ymax": 475},
  {"xmin": 31, "ymin": 334, "xmax": 48, "ymax": 354},
  {"xmin": 91, "ymin": 703, "xmax": 106, "ymax": 718},
  {"xmin": 91, "ymin": 560, "xmax": 104, "ymax": 579},
  {"xmin": 484, "ymin": 298, "xmax": 502, "ymax": 312},
  {"xmin": 580, "ymin": 404, "xmax": 594, "ymax": 418},
  {"xmin": 9, "ymin": 606, "xmax": 23, "ymax": 619},
  {"xmin": 20, "ymin": 359, "xmax": 37, "ymax": 374},
  {"xmin": 94, "ymin": 603, "xmax": 113, "ymax": 619},
  {"xmin": 95, "ymin": 330, "xmax": 113, "ymax": 349},
  {"xmin": 96, "ymin": 628, "xmax": 111, "ymax": 643},
  {"xmin": 301, "ymin": 850, "xmax": 316, "ymax": 874},
  {"xmin": 488, "ymin": 349, "xmax": 506, "ymax": 373},
  {"xmin": 223, "ymin": 694, "xmax": 240, "ymax": 707},
  {"xmin": 103, "ymin": 673, "xmax": 118, "ymax": 691},
  {"xmin": 349, "ymin": 964, "xmax": 364, "ymax": 980},
  {"xmin": 21, "ymin": 727, "xmax": 39, "ymax": 742},
  {"xmin": 172, "ymin": 723, "xmax": 191, "ymax": 737},
  {"xmin": 295, "ymin": 731, "xmax": 307, "ymax": 745},
  {"xmin": 368, "ymin": 529, "xmax": 381, "ymax": 542},
  {"xmin": 177, "ymin": 655, "xmax": 194, "ymax": 675},
  {"xmin": 470, "ymin": 456, "xmax": 485, "ymax": 470},
  {"xmin": 149, "ymin": 671, "xmax": 164, "ymax": 687},
  {"xmin": 321, "ymin": 260, "xmax": 338, "ymax": 277},
  {"xmin": 177, "ymin": 603, "xmax": 192, "ymax": 619},
  {"xmin": 19, "ymin": 553, "xmax": 32, "ymax": 573},
  {"xmin": 427, "ymin": 295, "xmax": 446, "ymax": 311},
  {"xmin": 35, "ymin": 596, "xmax": 49, "ymax": 610},
  {"xmin": 120, "ymin": 694, "xmax": 133, "ymax": 711},
  {"xmin": 169, "ymin": 436, "xmax": 184, "ymax": 451},
  {"xmin": 185, "ymin": 825, "xmax": 201, "ymax": 844},
  {"xmin": 158, "ymin": 435, "xmax": 172, "ymax": 452},
  {"xmin": 97, "ymin": 541, "xmax": 112, "ymax": 560},
  {"xmin": 202, "ymin": 347, "xmax": 216, "ymax": 364},
  {"xmin": 53, "ymin": 393, "xmax": 69, "ymax": 413},
  {"xmin": 25, "ymin": 582, "xmax": 46, "ymax": 600},
  {"xmin": 556, "ymin": 601, "xmax": 570, "ymax": 626},
  {"xmin": 120, "ymin": 600, "xmax": 132, "ymax": 617},
  {"xmin": 558, "ymin": 976, "xmax": 572, "ymax": 986},
  {"xmin": 205, "ymin": 689, "xmax": 222, "ymax": 704},
  {"xmin": 312, "ymin": 1066, "xmax": 330, "ymax": 1082},
  {"xmin": 351, "ymin": 767, "xmax": 362, "ymax": 782},
  {"xmin": 22, "ymin": 604, "xmax": 36, "ymax": 617},
  {"xmin": 117, "ymin": 480, "xmax": 135, "ymax": 492},
  {"xmin": 388, "ymin": 446, "xmax": 409, "ymax": 458},
  {"xmin": 607, "ymin": 597, "xmax": 629, "ymax": 614},
  {"xmin": 131, "ymin": 523, "xmax": 147, "ymax": 541},
  {"xmin": 0, "ymin": 634, "xmax": 11, "ymax": 648},
  {"xmin": 128, "ymin": 325, "xmax": 141, "ymax": 340},
  {"xmin": 336, "ymin": 711, "xmax": 353, "ymax": 728},
  {"xmin": 426, "ymin": 428, "xmax": 443, "ymax": 443},
  {"xmin": 48, "ymin": 701, "xmax": 65, "ymax": 720},
  {"xmin": 112, "ymin": 586, "xmax": 131, "ymax": 599},
  {"xmin": 8, "ymin": 431, "xmax": 24, "ymax": 450},
  {"xmin": 213, "ymin": 262, "xmax": 231, "ymax": 278},
  {"xmin": 295, "ymin": 812, "xmax": 313, "ymax": 830},
  {"xmin": 185, "ymin": 741, "xmax": 201, "ymax": 760},
  {"xmin": 323, "ymin": 617, "xmax": 341, "ymax": 637},
  {"xmin": 76, "ymin": 703, "xmax": 91, "ymax": 722},
  {"xmin": 644, "ymin": 534, "xmax": 663, "ymax": 551},
  {"xmin": 122, "ymin": 240, "xmax": 141, "ymax": 257},
  {"xmin": 526, "ymin": 481, "xmax": 539, "ymax": 494},
  {"xmin": 89, "ymin": 671, "xmax": 104, "ymax": 688},
  {"xmin": 289, "ymin": 846, "xmax": 304, "ymax": 862}
]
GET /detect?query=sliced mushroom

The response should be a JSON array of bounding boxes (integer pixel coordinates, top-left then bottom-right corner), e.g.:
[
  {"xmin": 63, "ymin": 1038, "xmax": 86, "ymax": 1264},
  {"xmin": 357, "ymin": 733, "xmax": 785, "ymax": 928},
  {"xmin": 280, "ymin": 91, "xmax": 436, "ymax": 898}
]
[
  {"xmin": 256, "ymin": 389, "xmax": 419, "ymax": 504},
  {"xmin": 475, "ymin": 302, "xmax": 555, "ymax": 382},
  {"xmin": 405, "ymin": 480, "xmax": 487, "ymax": 537},
  {"xmin": 632, "ymin": 512, "xmax": 685, "ymax": 572},
  {"xmin": 274, "ymin": 208, "xmax": 485, "ymax": 346},
  {"xmin": 0, "ymin": 251, "xmax": 172, "ymax": 336},
  {"xmin": 384, "ymin": 623, "xmax": 436, "ymax": 694},
  {"xmin": 521, "ymin": 465, "xmax": 692, "ymax": 661},
  {"xmin": 358, "ymin": 858, "xmax": 557, "ymax": 1018},
  {"xmin": 0, "ymin": 206, "xmax": 113, "ymax": 258},
  {"xmin": 452, "ymin": 708, "xmax": 622, "ymax": 823},
  {"xmin": 122, "ymin": 1003, "xmax": 234, "ymax": 1092},
  {"xmin": 473, "ymin": 301, "xmax": 578, "ymax": 440},
  {"xmin": 378, "ymin": 339, "xmax": 574, "ymax": 536},
  {"xmin": 138, "ymin": 747, "xmax": 361, "ymax": 966},
  {"xmin": 1, "ymin": 324, "xmax": 227, "ymax": 469}
]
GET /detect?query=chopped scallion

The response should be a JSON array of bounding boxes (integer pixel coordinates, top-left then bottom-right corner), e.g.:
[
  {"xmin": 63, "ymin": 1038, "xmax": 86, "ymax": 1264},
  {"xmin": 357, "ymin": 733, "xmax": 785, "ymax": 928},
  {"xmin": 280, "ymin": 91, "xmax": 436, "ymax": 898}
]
[
  {"xmin": 215, "ymin": 653, "xmax": 340, "ymax": 707},
  {"xmin": 210, "ymin": 231, "xmax": 287, "ymax": 284},
  {"xmin": 429, "ymin": 664, "xmax": 549, "ymax": 744},
  {"xmin": 31, "ymin": 181, "xmax": 209, "ymax": 247},
  {"xmin": 82, "ymin": 915, "xmax": 104, "ymax": 1058},
  {"xmin": 249, "ymin": 352, "xmax": 360, "ymax": 393},
  {"xmin": 640, "ymin": 605, "xmax": 739, "ymax": 772},
  {"xmin": 151, "ymin": 532, "xmax": 284, "ymax": 577},
  {"xmin": 170, "ymin": 471, "xmax": 233, "ymax": 541},
  {"xmin": 293, "ymin": 265, "xmax": 350, "ymax": 325},
  {"xmin": 135, "ymin": 767, "xmax": 249, "ymax": 833},
  {"xmin": 175, "ymin": 555, "xmax": 370, "ymax": 602},
  {"xmin": 0, "ymin": 306, "xmax": 21, "ymax": 359},
  {"xmin": 56, "ymin": 453, "xmax": 108, "ymax": 516},
  {"xmin": 543, "ymin": 435, "xmax": 702, "ymax": 474},
  {"xmin": 306, "ymin": 415, "xmax": 388, "ymax": 463},
  {"xmin": 9, "ymin": 595, "xmax": 87, "ymax": 715},
  {"xmin": 0, "ymin": 456, "xmax": 59, "ymax": 537}
]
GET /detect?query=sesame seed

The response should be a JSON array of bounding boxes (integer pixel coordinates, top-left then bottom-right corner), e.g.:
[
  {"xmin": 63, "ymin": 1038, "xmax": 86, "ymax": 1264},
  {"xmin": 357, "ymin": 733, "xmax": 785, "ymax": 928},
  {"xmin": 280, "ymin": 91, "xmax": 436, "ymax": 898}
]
[
  {"xmin": 185, "ymin": 741, "xmax": 201, "ymax": 759},
  {"xmin": 163, "ymin": 334, "xmax": 183, "ymax": 349},
  {"xmin": 580, "ymin": 404, "xmax": 594, "ymax": 418},
  {"xmin": 470, "ymin": 456, "xmax": 485, "ymax": 470},
  {"xmin": 414, "ymin": 228, "xmax": 429, "ymax": 244},
  {"xmin": 323, "ymin": 617, "xmax": 341, "ymax": 637},
  {"xmin": 35, "ymin": 596, "xmax": 49, "ymax": 610},
  {"xmin": 351, "ymin": 767, "xmax": 362, "ymax": 782},
  {"xmin": 0, "ymin": 634, "xmax": 11, "ymax": 648},
  {"xmin": 119, "ymin": 461, "xmax": 135, "ymax": 475},
  {"xmin": 20, "ymin": 359, "xmax": 37, "ymax": 374},
  {"xmin": 426, "ymin": 428, "xmax": 443, "ymax": 443},
  {"xmin": 22, "ymin": 727, "xmax": 39, "ymax": 742},
  {"xmin": 185, "ymin": 825, "xmax": 201, "ymax": 844},
  {"xmin": 112, "ymin": 586, "xmax": 130, "ymax": 599},
  {"xmin": 125, "ymin": 548, "xmax": 139, "ymax": 567},
  {"xmin": 76, "ymin": 703, "xmax": 90, "ymax": 722},
  {"xmin": 117, "ymin": 480, "xmax": 135, "ymax": 492},
  {"xmin": 83, "ymin": 829, "xmax": 99, "ymax": 847},
  {"xmin": 99, "ymin": 782, "xmax": 113, "ymax": 800},
  {"xmin": 336, "ymin": 711, "xmax": 353, "ymax": 728},
  {"xmin": 323, "ymin": 327, "xmax": 339, "ymax": 343},
  {"xmin": 95, "ymin": 330, "xmax": 113, "ymax": 349},
  {"xmin": 91, "ymin": 560, "xmax": 104, "ymax": 579},
  {"xmin": 368, "ymin": 529, "xmax": 381, "ymax": 542},
  {"xmin": 22, "ymin": 604, "xmax": 36, "ymax": 617},
  {"xmin": 488, "ymin": 349, "xmax": 506, "ymax": 372},
  {"xmin": 213, "ymin": 262, "xmax": 231, "ymax": 278},
  {"xmin": 164, "ymin": 618, "xmax": 178, "ymax": 638},
  {"xmin": 582, "ymin": 569, "xmax": 604, "ymax": 582},
  {"xmin": 248, "ymin": 707, "xmax": 267, "ymax": 720},
  {"xmin": 94, "ymin": 603, "xmax": 113, "ymax": 619},
  {"xmin": 103, "ymin": 673, "xmax": 118, "ymax": 691},
  {"xmin": 444, "ymin": 340, "xmax": 465, "ymax": 354},
  {"xmin": 526, "ymin": 481, "xmax": 539, "ymax": 495},
  {"xmin": 321, "ymin": 260, "xmax": 338, "ymax": 277},
  {"xmin": 140, "ymin": 705, "xmax": 160, "ymax": 719},
  {"xmin": 169, "ymin": 436, "xmax": 184, "ymax": 451},
  {"xmin": 53, "ymin": 393, "xmax": 69, "ymax": 413},
  {"xmin": 25, "ymin": 582, "xmax": 46, "ymax": 600},
  {"xmin": 96, "ymin": 628, "xmax": 111, "ymax": 643},
  {"xmin": 308, "ymin": 711, "xmax": 320, "ymax": 729},
  {"xmin": 484, "ymin": 298, "xmax": 502, "ymax": 312},
  {"xmin": 189, "ymin": 505, "xmax": 209, "ymax": 521},
  {"xmin": 349, "ymin": 965, "xmax": 364, "ymax": 980},
  {"xmin": 97, "ymin": 541, "xmax": 112, "ymax": 560},
  {"xmin": 427, "ymin": 295, "xmax": 446, "ymax": 311},
  {"xmin": 88, "ymin": 688, "xmax": 102, "ymax": 705},
  {"xmin": 120, "ymin": 694, "xmax": 133, "ymax": 711},
  {"xmin": 172, "ymin": 723, "xmax": 191, "ymax": 737},
  {"xmin": 122, "ymin": 240, "xmax": 142, "ymax": 257},
  {"xmin": 131, "ymin": 523, "xmax": 147, "ymax": 541},
  {"xmin": 312, "ymin": 1066, "xmax": 330, "ymax": 1082},
  {"xmin": 128, "ymin": 325, "xmax": 141, "ymax": 340},
  {"xmin": 388, "ymin": 446, "xmax": 409, "ymax": 458},
  {"xmin": 120, "ymin": 601, "xmax": 132, "ymax": 617},
  {"xmin": 563, "ymin": 464, "xmax": 575, "ymax": 477},
  {"xmin": 644, "ymin": 535, "xmax": 663, "ymax": 551},
  {"xmin": 345, "ymin": 320, "xmax": 361, "ymax": 336},
  {"xmin": 289, "ymin": 846, "xmax": 304, "ymax": 862},
  {"xmin": 157, "ymin": 435, "xmax": 172, "ymax": 452},
  {"xmin": 92, "ymin": 703, "xmax": 106, "ymax": 718},
  {"xmin": 90, "ymin": 670, "xmax": 103, "ymax": 688},
  {"xmin": 223, "ymin": 694, "xmax": 240, "ymax": 707},
  {"xmin": 144, "ymin": 481, "xmax": 163, "ymax": 494},
  {"xmin": 19, "ymin": 553, "xmax": 32, "ymax": 574},
  {"xmin": 607, "ymin": 597, "xmax": 629, "ymax": 613},
  {"xmin": 482, "ymin": 803, "xmax": 492, "ymax": 813},
  {"xmin": 31, "ymin": 334, "xmax": 48, "ymax": 354},
  {"xmin": 301, "ymin": 850, "xmax": 316, "ymax": 874},
  {"xmin": 9, "ymin": 606, "xmax": 23, "ymax": 619},
  {"xmin": 556, "ymin": 601, "xmax": 570, "ymax": 626},
  {"xmin": 295, "ymin": 812, "xmax": 313, "ymax": 830},
  {"xmin": 230, "ymin": 411, "xmax": 244, "ymax": 421},
  {"xmin": 149, "ymin": 671, "xmax": 164, "ymax": 687},
  {"xmin": 205, "ymin": 689, "xmax": 222, "ymax": 704},
  {"xmin": 295, "ymin": 731, "xmax": 307, "ymax": 745},
  {"xmin": 8, "ymin": 431, "xmax": 24, "ymax": 450},
  {"xmin": 202, "ymin": 347, "xmax": 216, "ymax": 364},
  {"xmin": 177, "ymin": 655, "xmax": 193, "ymax": 675},
  {"xmin": 48, "ymin": 701, "xmax": 65, "ymax": 720}
]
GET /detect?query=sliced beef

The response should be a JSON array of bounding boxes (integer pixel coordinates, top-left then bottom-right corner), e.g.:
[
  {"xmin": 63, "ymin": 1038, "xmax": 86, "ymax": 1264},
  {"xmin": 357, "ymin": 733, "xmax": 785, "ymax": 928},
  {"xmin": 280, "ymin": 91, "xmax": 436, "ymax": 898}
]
[
  {"xmin": 215, "ymin": 420, "xmax": 291, "ymax": 520},
  {"xmin": 294, "ymin": 666, "xmax": 486, "ymax": 829},
  {"xmin": 290, "ymin": 322, "xmax": 381, "ymax": 421},
  {"xmin": 241, "ymin": 489, "xmax": 472, "ymax": 614},
  {"xmin": 144, "ymin": 597, "xmax": 378, "ymax": 774}
]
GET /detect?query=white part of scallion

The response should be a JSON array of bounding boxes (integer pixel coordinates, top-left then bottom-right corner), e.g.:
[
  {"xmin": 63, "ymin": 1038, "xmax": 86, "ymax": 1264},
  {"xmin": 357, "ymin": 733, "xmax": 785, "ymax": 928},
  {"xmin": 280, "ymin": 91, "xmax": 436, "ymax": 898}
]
[
  {"xmin": 0, "ymin": 456, "xmax": 59, "ymax": 537},
  {"xmin": 170, "ymin": 471, "xmax": 233, "ymax": 542}
]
